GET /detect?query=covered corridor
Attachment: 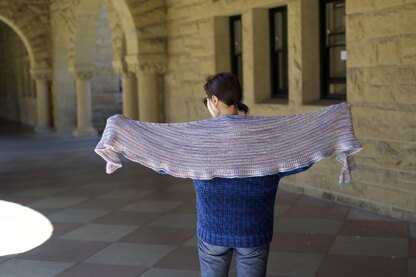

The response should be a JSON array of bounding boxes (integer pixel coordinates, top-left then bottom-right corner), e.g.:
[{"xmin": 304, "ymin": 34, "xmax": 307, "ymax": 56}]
[{"xmin": 0, "ymin": 121, "xmax": 414, "ymax": 277}]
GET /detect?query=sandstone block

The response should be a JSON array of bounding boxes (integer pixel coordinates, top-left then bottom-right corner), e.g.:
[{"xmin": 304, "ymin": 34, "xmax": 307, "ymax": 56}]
[
  {"xmin": 353, "ymin": 105, "xmax": 416, "ymax": 141},
  {"xmin": 363, "ymin": 9, "xmax": 402, "ymax": 38},
  {"xmin": 376, "ymin": 37, "xmax": 401, "ymax": 65},
  {"xmin": 347, "ymin": 40, "xmax": 378, "ymax": 67},
  {"xmin": 346, "ymin": 14, "xmax": 364, "ymax": 41},
  {"xmin": 367, "ymin": 185, "xmax": 416, "ymax": 210},
  {"xmin": 346, "ymin": 0, "xmax": 375, "ymax": 14},
  {"xmin": 401, "ymin": 34, "xmax": 416, "ymax": 64},
  {"xmin": 374, "ymin": 0, "xmax": 406, "ymax": 10}
]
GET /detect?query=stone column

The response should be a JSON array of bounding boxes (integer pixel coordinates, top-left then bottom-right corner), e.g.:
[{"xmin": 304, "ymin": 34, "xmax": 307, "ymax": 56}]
[
  {"xmin": 137, "ymin": 62, "xmax": 165, "ymax": 122},
  {"xmin": 71, "ymin": 69, "xmax": 98, "ymax": 137},
  {"xmin": 31, "ymin": 69, "xmax": 52, "ymax": 132},
  {"xmin": 121, "ymin": 72, "xmax": 138, "ymax": 119}
]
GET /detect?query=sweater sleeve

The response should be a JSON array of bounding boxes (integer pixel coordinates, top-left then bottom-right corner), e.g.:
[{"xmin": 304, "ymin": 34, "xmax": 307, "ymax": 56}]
[{"xmin": 278, "ymin": 163, "xmax": 314, "ymax": 178}]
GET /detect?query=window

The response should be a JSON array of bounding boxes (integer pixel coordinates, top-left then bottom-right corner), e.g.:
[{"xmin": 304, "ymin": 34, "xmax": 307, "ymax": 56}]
[
  {"xmin": 230, "ymin": 15, "xmax": 243, "ymax": 86},
  {"xmin": 269, "ymin": 6, "xmax": 288, "ymax": 98},
  {"xmin": 320, "ymin": 0, "xmax": 346, "ymax": 99}
]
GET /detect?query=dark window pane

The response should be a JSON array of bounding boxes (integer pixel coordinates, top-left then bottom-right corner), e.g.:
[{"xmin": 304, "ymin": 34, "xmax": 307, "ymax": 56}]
[
  {"xmin": 230, "ymin": 15, "xmax": 243, "ymax": 87},
  {"xmin": 270, "ymin": 6, "xmax": 288, "ymax": 98}
]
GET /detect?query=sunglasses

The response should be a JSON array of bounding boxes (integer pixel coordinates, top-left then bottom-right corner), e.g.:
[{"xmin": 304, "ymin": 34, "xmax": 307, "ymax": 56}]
[{"xmin": 202, "ymin": 96, "xmax": 209, "ymax": 108}]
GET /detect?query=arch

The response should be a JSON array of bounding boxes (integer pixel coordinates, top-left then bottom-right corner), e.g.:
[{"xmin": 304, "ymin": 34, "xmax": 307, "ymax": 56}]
[
  {"xmin": 0, "ymin": 16, "xmax": 35, "ymax": 68},
  {"xmin": 108, "ymin": 0, "xmax": 139, "ymax": 56}
]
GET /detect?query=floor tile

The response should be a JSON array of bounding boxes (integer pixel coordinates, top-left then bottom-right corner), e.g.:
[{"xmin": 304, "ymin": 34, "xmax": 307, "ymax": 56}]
[
  {"xmin": 154, "ymin": 246, "xmax": 200, "ymax": 270},
  {"xmin": 140, "ymin": 268, "xmax": 200, "ymax": 277},
  {"xmin": 56, "ymin": 263, "xmax": 147, "ymax": 277},
  {"xmin": 183, "ymin": 236, "xmax": 198, "ymax": 247},
  {"xmin": 338, "ymin": 219, "xmax": 408, "ymax": 237},
  {"xmin": 61, "ymin": 223, "xmax": 139, "ymax": 242},
  {"xmin": 10, "ymin": 187, "xmax": 69, "ymax": 197},
  {"xmin": 275, "ymin": 192, "xmax": 302, "ymax": 205},
  {"xmin": 329, "ymin": 235, "xmax": 408, "ymax": 258},
  {"xmin": 347, "ymin": 208, "xmax": 402, "ymax": 222},
  {"xmin": 120, "ymin": 227, "xmax": 195, "ymax": 245},
  {"xmin": 51, "ymin": 223, "xmax": 83, "ymax": 237},
  {"xmin": 315, "ymin": 254, "xmax": 407, "ymax": 277},
  {"xmin": 84, "ymin": 243, "xmax": 176, "ymax": 267},
  {"xmin": 294, "ymin": 196, "xmax": 334, "ymax": 206},
  {"xmin": 92, "ymin": 211, "xmax": 162, "ymax": 226},
  {"xmin": 284, "ymin": 205, "xmax": 349, "ymax": 220},
  {"xmin": 54, "ymin": 188, "xmax": 109, "ymax": 198},
  {"xmin": 409, "ymin": 258, "xmax": 416, "ymax": 277},
  {"xmin": 120, "ymin": 200, "xmax": 183, "ymax": 213},
  {"xmin": 409, "ymin": 238, "xmax": 416, "ymax": 257},
  {"xmin": 410, "ymin": 223, "xmax": 416, "ymax": 238},
  {"xmin": 165, "ymin": 180, "xmax": 195, "ymax": 192},
  {"xmin": 275, "ymin": 218, "xmax": 343, "ymax": 235},
  {"xmin": 71, "ymin": 198, "xmax": 136, "ymax": 210},
  {"xmin": 18, "ymin": 239, "xmax": 109, "ymax": 262},
  {"xmin": 172, "ymin": 201, "xmax": 197, "ymax": 214},
  {"xmin": 28, "ymin": 197, "xmax": 88, "ymax": 209},
  {"xmin": 270, "ymin": 233, "xmax": 334, "ymax": 253},
  {"xmin": 146, "ymin": 213, "xmax": 197, "ymax": 229},
  {"xmin": 48, "ymin": 209, "xmax": 110, "ymax": 223},
  {"xmin": 98, "ymin": 189, "xmax": 155, "ymax": 200},
  {"xmin": 0, "ymin": 259, "xmax": 74, "ymax": 277},
  {"xmin": 274, "ymin": 205, "xmax": 291, "ymax": 218},
  {"xmin": 142, "ymin": 190, "xmax": 196, "ymax": 201},
  {"xmin": 266, "ymin": 251, "xmax": 323, "ymax": 276}
]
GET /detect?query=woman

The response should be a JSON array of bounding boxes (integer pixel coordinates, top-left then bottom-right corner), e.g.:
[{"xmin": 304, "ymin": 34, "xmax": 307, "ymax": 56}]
[
  {"xmin": 95, "ymin": 72, "xmax": 362, "ymax": 276},
  {"xmin": 195, "ymin": 72, "xmax": 313, "ymax": 277}
]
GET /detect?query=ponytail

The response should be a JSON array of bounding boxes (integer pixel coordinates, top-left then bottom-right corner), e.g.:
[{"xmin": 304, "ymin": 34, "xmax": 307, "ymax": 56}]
[{"xmin": 235, "ymin": 100, "xmax": 249, "ymax": 115}]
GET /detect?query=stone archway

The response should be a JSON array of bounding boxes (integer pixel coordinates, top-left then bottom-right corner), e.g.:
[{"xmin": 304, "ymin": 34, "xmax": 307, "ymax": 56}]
[{"xmin": 0, "ymin": 2, "xmax": 52, "ymax": 132}]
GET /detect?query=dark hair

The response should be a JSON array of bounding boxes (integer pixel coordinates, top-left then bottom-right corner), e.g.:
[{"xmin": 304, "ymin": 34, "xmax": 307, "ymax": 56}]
[{"xmin": 203, "ymin": 72, "xmax": 249, "ymax": 115}]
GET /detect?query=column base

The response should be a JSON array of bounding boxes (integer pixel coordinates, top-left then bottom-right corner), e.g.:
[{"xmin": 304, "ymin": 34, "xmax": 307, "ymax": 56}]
[
  {"xmin": 72, "ymin": 127, "xmax": 98, "ymax": 138},
  {"xmin": 34, "ymin": 125, "xmax": 53, "ymax": 133}
]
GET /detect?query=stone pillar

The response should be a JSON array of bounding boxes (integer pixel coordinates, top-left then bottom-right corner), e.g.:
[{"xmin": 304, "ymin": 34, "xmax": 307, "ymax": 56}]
[
  {"xmin": 31, "ymin": 69, "xmax": 52, "ymax": 132},
  {"xmin": 137, "ymin": 62, "xmax": 165, "ymax": 122},
  {"xmin": 71, "ymin": 69, "xmax": 98, "ymax": 137},
  {"xmin": 121, "ymin": 72, "xmax": 138, "ymax": 119}
]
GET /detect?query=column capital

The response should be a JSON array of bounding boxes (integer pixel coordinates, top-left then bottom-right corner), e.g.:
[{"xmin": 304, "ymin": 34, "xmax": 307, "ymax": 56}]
[
  {"xmin": 30, "ymin": 68, "xmax": 51, "ymax": 81},
  {"xmin": 138, "ymin": 61, "xmax": 166, "ymax": 76},
  {"xmin": 112, "ymin": 60, "xmax": 135, "ymax": 78},
  {"xmin": 69, "ymin": 66, "xmax": 94, "ymax": 80},
  {"xmin": 124, "ymin": 54, "xmax": 167, "ymax": 76}
]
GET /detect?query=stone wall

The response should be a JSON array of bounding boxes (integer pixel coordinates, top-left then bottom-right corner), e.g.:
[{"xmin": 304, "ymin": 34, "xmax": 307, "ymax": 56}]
[
  {"xmin": 164, "ymin": 0, "xmax": 416, "ymax": 222},
  {"xmin": 343, "ymin": 0, "xmax": 416, "ymax": 221},
  {"xmin": 0, "ymin": 22, "xmax": 36, "ymax": 126}
]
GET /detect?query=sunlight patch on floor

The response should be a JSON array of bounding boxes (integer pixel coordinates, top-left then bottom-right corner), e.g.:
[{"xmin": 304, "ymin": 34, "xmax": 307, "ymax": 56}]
[{"xmin": 0, "ymin": 200, "xmax": 53, "ymax": 256}]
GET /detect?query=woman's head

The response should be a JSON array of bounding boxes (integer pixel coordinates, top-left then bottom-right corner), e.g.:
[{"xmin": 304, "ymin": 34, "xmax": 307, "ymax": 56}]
[{"xmin": 203, "ymin": 72, "xmax": 249, "ymax": 117}]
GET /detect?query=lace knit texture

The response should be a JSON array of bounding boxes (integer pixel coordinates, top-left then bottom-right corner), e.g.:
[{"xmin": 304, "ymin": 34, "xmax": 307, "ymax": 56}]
[
  {"xmin": 193, "ymin": 164, "xmax": 313, "ymax": 248},
  {"xmin": 95, "ymin": 102, "xmax": 363, "ymax": 188}
]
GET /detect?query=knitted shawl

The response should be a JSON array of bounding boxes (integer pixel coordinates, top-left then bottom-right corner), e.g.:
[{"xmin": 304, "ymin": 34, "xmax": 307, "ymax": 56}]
[{"xmin": 95, "ymin": 102, "xmax": 363, "ymax": 188}]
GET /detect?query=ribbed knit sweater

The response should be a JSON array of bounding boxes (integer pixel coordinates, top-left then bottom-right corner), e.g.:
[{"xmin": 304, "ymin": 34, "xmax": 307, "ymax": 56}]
[{"xmin": 192, "ymin": 164, "xmax": 313, "ymax": 248}]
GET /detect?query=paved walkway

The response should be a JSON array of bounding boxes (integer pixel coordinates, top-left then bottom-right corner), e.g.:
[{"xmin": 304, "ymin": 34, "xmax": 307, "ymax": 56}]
[{"xmin": 0, "ymin": 120, "xmax": 415, "ymax": 277}]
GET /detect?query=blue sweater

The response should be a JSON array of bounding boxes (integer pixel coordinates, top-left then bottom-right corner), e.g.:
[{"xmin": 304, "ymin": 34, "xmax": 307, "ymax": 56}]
[{"xmin": 192, "ymin": 164, "xmax": 314, "ymax": 248}]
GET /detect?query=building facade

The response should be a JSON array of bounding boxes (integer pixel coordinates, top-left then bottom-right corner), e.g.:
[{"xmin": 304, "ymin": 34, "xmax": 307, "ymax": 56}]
[{"xmin": 0, "ymin": 0, "xmax": 415, "ymax": 222}]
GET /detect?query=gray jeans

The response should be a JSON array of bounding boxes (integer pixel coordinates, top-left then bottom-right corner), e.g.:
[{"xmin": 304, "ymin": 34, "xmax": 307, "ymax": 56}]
[{"xmin": 197, "ymin": 239, "xmax": 270, "ymax": 277}]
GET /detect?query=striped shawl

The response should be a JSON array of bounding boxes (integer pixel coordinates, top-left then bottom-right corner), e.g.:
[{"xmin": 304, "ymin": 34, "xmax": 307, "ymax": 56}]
[{"xmin": 95, "ymin": 102, "xmax": 363, "ymax": 188}]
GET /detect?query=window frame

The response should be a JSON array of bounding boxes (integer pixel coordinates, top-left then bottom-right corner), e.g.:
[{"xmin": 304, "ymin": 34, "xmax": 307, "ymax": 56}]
[{"xmin": 319, "ymin": 0, "xmax": 347, "ymax": 100}]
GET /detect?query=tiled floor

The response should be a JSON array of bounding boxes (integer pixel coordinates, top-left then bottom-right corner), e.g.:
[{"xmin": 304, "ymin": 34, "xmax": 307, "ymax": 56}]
[{"xmin": 0, "ymin": 121, "xmax": 415, "ymax": 277}]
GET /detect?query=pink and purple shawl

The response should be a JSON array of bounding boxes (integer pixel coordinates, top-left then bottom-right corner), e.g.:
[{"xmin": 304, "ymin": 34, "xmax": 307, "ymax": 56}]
[{"xmin": 95, "ymin": 102, "xmax": 363, "ymax": 188}]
